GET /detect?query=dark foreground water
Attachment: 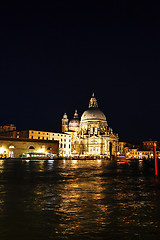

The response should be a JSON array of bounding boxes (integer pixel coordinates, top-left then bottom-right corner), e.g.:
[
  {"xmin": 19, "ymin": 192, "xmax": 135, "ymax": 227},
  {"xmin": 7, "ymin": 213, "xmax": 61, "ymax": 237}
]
[{"xmin": 0, "ymin": 159, "xmax": 160, "ymax": 240}]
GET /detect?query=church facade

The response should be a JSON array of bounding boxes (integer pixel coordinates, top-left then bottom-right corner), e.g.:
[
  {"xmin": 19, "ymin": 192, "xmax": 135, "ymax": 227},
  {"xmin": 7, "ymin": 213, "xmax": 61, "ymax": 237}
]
[{"xmin": 62, "ymin": 94, "xmax": 118, "ymax": 157}]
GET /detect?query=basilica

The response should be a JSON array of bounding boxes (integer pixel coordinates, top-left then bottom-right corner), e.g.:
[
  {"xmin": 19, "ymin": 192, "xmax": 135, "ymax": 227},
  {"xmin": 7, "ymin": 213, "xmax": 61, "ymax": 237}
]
[{"xmin": 62, "ymin": 94, "xmax": 118, "ymax": 157}]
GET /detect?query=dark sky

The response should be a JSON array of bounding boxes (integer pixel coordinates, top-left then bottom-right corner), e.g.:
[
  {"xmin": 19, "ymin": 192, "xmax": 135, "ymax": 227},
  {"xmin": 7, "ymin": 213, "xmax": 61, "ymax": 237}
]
[{"xmin": 0, "ymin": 2, "xmax": 160, "ymax": 141}]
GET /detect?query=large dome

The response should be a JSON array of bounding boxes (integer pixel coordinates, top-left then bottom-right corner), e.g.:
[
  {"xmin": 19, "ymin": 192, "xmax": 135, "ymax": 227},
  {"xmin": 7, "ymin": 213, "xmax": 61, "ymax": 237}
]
[
  {"xmin": 81, "ymin": 108, "xmax": 106, "ymax": 121},
  {"xmin": 81, "ymin": 94, "xmax": 106, "ymax": 122}
]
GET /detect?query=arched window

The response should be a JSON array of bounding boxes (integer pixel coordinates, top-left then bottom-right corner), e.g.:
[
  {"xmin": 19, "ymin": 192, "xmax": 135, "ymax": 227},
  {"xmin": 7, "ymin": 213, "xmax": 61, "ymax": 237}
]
[{"xmin": 29, "ymin": 146, "xmax": 35, "ymax": 150}]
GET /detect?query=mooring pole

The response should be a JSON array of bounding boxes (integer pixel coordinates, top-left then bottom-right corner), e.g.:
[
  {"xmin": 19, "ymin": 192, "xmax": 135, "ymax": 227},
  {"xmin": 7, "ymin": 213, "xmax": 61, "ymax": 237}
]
[{"xmin": 154, "ymin": 143, "xmax": 157, "ymax": 176}]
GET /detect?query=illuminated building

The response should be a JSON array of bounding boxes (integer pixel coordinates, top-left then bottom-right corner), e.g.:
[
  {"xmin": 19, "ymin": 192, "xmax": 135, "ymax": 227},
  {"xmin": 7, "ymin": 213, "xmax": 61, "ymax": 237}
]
[
  {"xmin": 118, "ymin": 142, "xmax": 131, "ymax": 156},
  {"xmin": 18, "ymin": 130, "xmax": 71, "ymax": 157},
  {"xmin": 126, "ymin": 148, "xmax": 160, "ymax": 159},
  {"xmin": 0, "ymin": 137, "xmax": 58, "ymax": 158},
  {"xmin": 142, "ymin": 140, "xmax": 158, "ymax": 150},
  {"xmin": 62, "ymin": 94, "xmax": 119, "ymax": 157},
  {"xmin": 0, "ymin": 124, "xmax": 16, "ymax": 132}
]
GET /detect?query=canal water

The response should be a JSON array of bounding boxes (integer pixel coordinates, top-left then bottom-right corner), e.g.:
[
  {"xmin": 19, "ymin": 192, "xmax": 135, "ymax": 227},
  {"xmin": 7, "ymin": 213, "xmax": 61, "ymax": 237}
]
[{"xmin": 0, "ymin": 159, "xmax": 160, "ymax": 240}]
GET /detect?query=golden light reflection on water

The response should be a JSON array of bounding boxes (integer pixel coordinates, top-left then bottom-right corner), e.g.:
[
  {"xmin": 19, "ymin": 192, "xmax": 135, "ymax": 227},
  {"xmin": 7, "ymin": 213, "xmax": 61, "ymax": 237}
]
[
  {"xmin": 0, "ymin": 159, "xmax": 4, "ymax": 173},
  {"xmin": 1, "ymin": 159, "xmax": 160, "ymax": 239},
  {"xmin": 25, "ymin": 160, "xmax": 111, "ymax": 235}
]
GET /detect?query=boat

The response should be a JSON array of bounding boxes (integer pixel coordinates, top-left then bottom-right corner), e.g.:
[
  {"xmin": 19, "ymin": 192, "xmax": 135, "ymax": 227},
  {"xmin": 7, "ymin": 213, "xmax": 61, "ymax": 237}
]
[{"xmin": 22, "ymin": 152, "xmax": 56, "ymax": 160}]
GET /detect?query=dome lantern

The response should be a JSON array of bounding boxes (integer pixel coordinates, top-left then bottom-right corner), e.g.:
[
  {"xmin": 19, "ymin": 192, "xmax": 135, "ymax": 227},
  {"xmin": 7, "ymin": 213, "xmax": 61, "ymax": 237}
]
[
  {"xmin": 81, "ymin": 94, "xmax": 106, "ymax": 122},
  {"xmin": 89, "ymin": 93, "xmax": 98, "ymax": 108}
]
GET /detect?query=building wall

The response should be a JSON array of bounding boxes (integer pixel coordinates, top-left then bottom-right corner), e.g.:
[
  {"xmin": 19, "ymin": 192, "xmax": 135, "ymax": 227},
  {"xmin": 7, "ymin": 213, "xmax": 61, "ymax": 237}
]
[
  {"xmin": 0, "ymin": 124, "xmax": 16, "ymax": 132},
  {"xmin": 0, "ymin": 130, "xmax": 17, "ymax": 138},
  {"xmin": 142, "ymin": 141, "xmax": 157, "ymax": 150},
  {"xmin": 126, "ymin": 148, "xmax": 160, "ymax": 159},
  {"xmin": 19, "ymin": 130, "xmax": 72, "ymax": 157},
  {"xmin": 70, "ymin": 134, "xmax": 118, "ymax": 157},
  {"xmin": 118, "ymin": 142, "xmax": 127, "ymax": 155},
  {"xmin": 0, "ymin": 137, "xmax": 59, "ymax": 158}
]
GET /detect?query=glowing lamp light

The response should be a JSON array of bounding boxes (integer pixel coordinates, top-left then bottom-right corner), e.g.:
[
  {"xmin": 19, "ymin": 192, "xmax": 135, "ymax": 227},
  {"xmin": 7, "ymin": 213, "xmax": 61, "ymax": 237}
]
[
  {"xmin": 0, "ymin": 147, "xmax": 4, "ymax": 154},
  {"xmin": 37, "ymin": 147, "xmax": 45, "ymax": 153},
  {"xmin": 9, "ymin": 145, "xmax": 14, "ymax": 149}
]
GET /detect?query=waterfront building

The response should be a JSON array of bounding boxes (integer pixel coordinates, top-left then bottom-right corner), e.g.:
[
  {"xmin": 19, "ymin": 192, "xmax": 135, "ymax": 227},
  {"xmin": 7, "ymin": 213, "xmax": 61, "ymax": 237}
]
[
  {"xmin": 62, "ymin": 94, "xmax": 119, "ymax": 157},
  {"xmin": 118, "ymin": 142, "xmax": 127, "ymax": 156},
  {"xmin": 0, "ymin": 124, "xmax": 16, "ymax": 132},
  {"xmin": 0, "ymin": 137, "xmax": 58, "ymax": 158},
  {"xmin": 126, "ymin": 148, "xmax": 160, "ymax": 159},
  {"xmin": 142, "ymin": 140, "xmax": 158, "ymax": 150},
  {"xmin": 18, "ymin": 130, "xmax": 71, "ymax": 157}
]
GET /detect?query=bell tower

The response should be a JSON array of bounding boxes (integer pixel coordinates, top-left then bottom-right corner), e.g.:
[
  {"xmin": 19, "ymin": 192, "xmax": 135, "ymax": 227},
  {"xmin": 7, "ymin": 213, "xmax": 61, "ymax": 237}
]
[{"xmin": 62, "ymin": 113, "xmax": 69, "ymax": 132}]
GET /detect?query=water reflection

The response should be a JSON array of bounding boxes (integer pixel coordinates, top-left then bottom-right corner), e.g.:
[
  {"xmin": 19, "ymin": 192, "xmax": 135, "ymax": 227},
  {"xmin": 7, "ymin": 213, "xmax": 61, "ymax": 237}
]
[
  {"xmin": 0, "ymin": 159, "xmax": 4, "ymax": 173},
  {"xmin": 0, "ymin": 159, "xmax": 160, "ymax": 239}
]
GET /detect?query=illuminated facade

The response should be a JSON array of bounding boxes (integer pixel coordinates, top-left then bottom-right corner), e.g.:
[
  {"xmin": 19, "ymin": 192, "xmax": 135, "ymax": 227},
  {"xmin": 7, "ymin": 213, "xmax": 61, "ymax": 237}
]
[
  {"xmin": 18, "ymin": 130, "xmax": 71, "ymax": 157},
  {"xmin": 118, "ymin": 142, "xmax": 129, "ymax": 156},
  {"xmin": 0, "ymin": 124, "xmax": 16, "ymax": 132},
  {"xmin": 62, "ymin": 94, "xmax": 119, "ymax": 157},
  {"xmin": 0, "ymin": 137, "xmax": 58, "ymax": 158},
  {"xmin": 142, "ymin": 140, "xmax": 158, "ymax": 150},
  {"xmin": 126, "ymin": 148, "xmax": 160, "ymax": 159}
]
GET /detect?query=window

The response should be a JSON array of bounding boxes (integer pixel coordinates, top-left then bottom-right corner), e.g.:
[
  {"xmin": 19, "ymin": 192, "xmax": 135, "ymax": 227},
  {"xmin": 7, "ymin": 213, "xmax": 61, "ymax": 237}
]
[
  {"xmin": 52, "ymin": 138, "xmax": 54, "ymax": 140},
  {"xmin": 64, "ymin": 144, "xmax": 66, "ymax": 148},
  {"xmin": 46, "ymin": 137, "xmax": 48, "ymax": 140},
  {"xmin": 69, "ymin": 144, "xmax": 70, "ymax": 148},
  {"xmin": 60, "ymin": 143, "xmax": 63, "ymax": 148},
  {"xmin": 29, "ymin": 146, "xmax": 35, "ymax": 150},
  {"xmin": 47, "ymin": 133, "xmax": 48, "ymax": 135},
  {"xmin": 38, "ymin": 137, "xmax": 40, "ymax": 139}
]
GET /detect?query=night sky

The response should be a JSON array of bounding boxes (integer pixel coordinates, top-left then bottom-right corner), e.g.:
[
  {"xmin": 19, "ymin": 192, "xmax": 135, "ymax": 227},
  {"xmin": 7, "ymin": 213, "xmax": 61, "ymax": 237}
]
[{"xmin": 0, "ymin": 2, "xmax": 160, "ymax": 142}]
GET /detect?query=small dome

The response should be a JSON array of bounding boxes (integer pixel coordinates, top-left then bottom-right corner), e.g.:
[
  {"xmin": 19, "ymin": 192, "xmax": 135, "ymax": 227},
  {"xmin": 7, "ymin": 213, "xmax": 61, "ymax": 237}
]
[
  {"xmin": 69, "ymin": 119, "xmax": 80, "ymax": 128},
  {"xmin": 81, "ymin": 108, "xmax": 106, "ymax": 121},
  {"xmin": 69, "ymin": 110, "xmax": 80, "ymax": 130}
]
